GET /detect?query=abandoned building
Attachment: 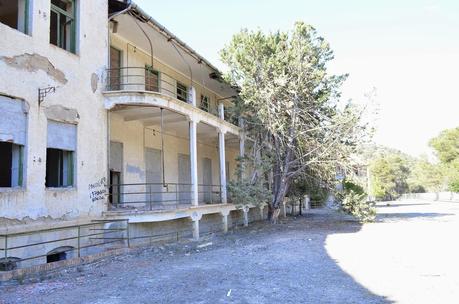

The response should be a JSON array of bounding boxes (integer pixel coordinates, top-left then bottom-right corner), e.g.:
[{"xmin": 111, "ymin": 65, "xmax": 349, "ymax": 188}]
[{"xmin": 0, "ymin": 0, "xmax": 267, "ymax": 271}]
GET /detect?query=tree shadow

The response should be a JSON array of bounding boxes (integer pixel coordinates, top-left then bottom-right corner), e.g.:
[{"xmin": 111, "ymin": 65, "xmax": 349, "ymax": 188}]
[
  {"xmin": 378, "ymin": 202, "xmax": 429, "ymax": 208},
  {"xmin": 376, "ymin": 212, "xmax": 454, "ymax": 222}
]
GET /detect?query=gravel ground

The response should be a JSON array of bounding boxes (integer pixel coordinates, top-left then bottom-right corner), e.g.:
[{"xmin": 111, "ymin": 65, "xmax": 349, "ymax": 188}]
[{"xmin": 2, "ymin": 199, "xmax": 458, "ymax": 304}]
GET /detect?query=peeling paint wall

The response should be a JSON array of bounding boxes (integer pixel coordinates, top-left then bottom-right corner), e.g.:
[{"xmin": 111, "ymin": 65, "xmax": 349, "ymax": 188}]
[{"xmin": 0, "ymin": 0, "xmax": 109, "ymax": 221}]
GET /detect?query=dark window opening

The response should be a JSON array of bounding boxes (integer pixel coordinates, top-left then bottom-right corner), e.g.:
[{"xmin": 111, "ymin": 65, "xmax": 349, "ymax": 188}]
[
  {"xmin": 46, "ymin": 148, "xmax": 74, "ymax": 188},
  {"xmin": 200, "ymin": 95, "xmax": 209, "ymax": 112},
  {"xmin": 46, "ymin": 252, "xmax": 66, "ymax": 263},
  {"xmin": 176, "ymin": 82, "xmax": 188, "ymax": 102},
  {"xmin": 145, "ymin": 66, "xmax": 159, "ymax": 92},
  {"xmin": 0, "ymin": 142, "xmax": 24, "ymax": 187},
  {"xmin": 0, "ymin": 0, "xmax": 29, "ymax": 34},
  {"xmin": 0, "ymin": 257, "xmax": 20, "ymax": 271},
  {"xmin": 50, "ymin": 0, "xmax": 76, "ymax": 53}
]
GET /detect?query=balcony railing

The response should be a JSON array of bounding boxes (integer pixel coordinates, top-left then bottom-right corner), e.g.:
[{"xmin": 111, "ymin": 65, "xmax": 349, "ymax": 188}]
[
  {"xmin": 105, "ymin": 67, "xmax": 238, "ymax": 124},
  {"xmin": 108, "ymin": 182, "xmax": 224, "ymax": 211}
]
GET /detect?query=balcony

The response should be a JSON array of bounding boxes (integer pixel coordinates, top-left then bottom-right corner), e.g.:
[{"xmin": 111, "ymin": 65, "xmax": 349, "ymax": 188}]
[{"xmin": 104, "ymin": 67, "xmax": 237, "ymax": 126}]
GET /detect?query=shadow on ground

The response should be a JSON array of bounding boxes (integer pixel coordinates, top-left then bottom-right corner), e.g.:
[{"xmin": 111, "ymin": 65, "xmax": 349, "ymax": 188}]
[
  {"xmin": 0, "ymin": 211, "xmax": 392, "ymax": 304},
  {"xmin": 376, "ymin": 212, "xmax": 454, "ymax": 222},
  {"xmin": 378, "ymin": 202, "xmax": 429, "ymax": 208}
]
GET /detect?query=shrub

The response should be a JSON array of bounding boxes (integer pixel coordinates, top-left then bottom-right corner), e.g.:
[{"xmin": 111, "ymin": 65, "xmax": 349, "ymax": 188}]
[{"xmin": 336, "ymin": 180, "xmax": 376, "ymax": 222}]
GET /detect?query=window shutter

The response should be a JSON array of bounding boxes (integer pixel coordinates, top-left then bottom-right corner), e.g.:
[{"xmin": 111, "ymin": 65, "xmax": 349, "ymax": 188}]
[
  {"xmin": 0, "ymin": 96, "xmax": 27, "ymax": 145},
  {"xmin": 47, "ymin": 121, "xmax": 77, "ymax": 151}
]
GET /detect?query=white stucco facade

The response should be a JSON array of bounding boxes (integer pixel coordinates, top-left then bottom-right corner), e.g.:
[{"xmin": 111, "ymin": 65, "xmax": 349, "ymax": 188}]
[
  {"xmin": 0, "ymin": 1, "xmax": 264, "ymax": 271},
  {"xmin": 0, "ymin": 0, "xmax": 109, "ymax": 221}
]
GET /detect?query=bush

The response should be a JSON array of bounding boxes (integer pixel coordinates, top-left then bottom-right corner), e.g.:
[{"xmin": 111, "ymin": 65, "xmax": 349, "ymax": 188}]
[{"xmin": 336, "ymin": 180, "xmax": 376, "ymax": 222}]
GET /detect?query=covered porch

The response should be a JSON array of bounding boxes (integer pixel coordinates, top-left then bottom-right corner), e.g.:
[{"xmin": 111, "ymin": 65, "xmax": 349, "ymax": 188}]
[{"xmin": 107, "ymin": 102, "xmax": 241, "ymax": 211}]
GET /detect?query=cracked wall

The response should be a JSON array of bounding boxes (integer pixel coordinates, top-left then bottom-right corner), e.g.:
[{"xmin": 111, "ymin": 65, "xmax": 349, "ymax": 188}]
[{"xmin": 0, "ymin": 0, "xmax": 109, "ymax": 222}]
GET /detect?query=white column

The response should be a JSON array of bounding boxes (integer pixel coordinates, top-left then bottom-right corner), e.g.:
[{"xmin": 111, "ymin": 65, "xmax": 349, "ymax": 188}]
[
  {"xmin": 190, "ymin": 119, "xmax": 199, "ymax": 206},
  {"xmin": 282, "ymin": 199, "xmax": 287, "ymax": 218},
  {"xmin": 243, "ymin": 205, "xmax": 249, "ymax": 227},
  {"xmin": 218, "ymin": 103, "xmax": 224, "ymax": 120},
  {"xmin": 188, "ymin": 86, "xmax": 197, "ymax": 107},
  {"xmin": 192, "ymin": 220, "xmax": 200, "ymax": 240},
  {"xmin": 219, "ymin": 129, "xmax": 227, "ymax": 204},
  {"xmin": 259, "ymin": 205, "xmax": 265, "ymax": 220},
  {"xmin": 221, "ymin": 210, "xmax": 230, "ymax": 233},
  {"xmin": 238, "ymin": 117, "xmax": 245, "ymax": 158},
  {"xmin": 191, "ymin": 212, "xmax": 202, "ymax": 240},
  {"xmin": 188, "ymin": 86, "xmax": 199, "ymax": 206}
]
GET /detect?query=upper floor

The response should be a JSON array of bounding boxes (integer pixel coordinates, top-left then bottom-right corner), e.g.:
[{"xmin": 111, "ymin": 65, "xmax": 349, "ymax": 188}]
[{"xmin": 0, "ymin": 0, "xmax": 239, "ymax": 127}]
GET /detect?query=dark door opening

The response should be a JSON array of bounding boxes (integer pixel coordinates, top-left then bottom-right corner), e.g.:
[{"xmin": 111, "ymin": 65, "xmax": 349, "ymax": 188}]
[{"xmin": 109, "ymin": 170, "xmax": 121, "ymax": 206}]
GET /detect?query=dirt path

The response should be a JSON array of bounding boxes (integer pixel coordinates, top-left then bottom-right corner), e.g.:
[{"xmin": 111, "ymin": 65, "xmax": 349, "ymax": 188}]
[{"xmin": 2, "ymin": 200, "xmax": 458, "ymax": 303}]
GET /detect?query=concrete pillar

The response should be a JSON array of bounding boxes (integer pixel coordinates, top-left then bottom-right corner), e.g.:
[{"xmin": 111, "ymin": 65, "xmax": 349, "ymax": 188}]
[
  {"xmin": 304, "ymin": 195, "xmax": 310, "ymax": 210},
  {"xmin": 243, "ymin": 205, "xmax": 249, "ymax": 227},
  {"xmin": 188, "ymin": 86, "xmax": 197, "ymax": 107},
  {"xmin": 188, "ymin": 87, "xmax": 199, "ymax": 206},
  {"xmin": 259, "ymin": 205, "xmax": 265, "ymax": 220},
  {"xmin": 191, "ymin": 211, "xmax": 202, "ymax": 240},
  {"xmin": 192, "ymin": 220, "xmax": 200, "ymax": 240},
  {"xmin": 282, "ymin": 199, "xmax": 287, "ymax": 218},
  {"xmin": 219, "ymin": 129, "xmax": 227, "ymax": 204},
  {"xmin": 239, "ymin": 117, "xmax": 245, "ymax": 157},
  {"xmin": 221, "ymin": 210, "xmax": 230, "ymax": 233},
  {"xmin": 218, "ymin": 103, "xmax": 224, "ymax": 120},
  {"xmin": 189, "ymin": 117, "xmax": 199, "ymax": 206}
]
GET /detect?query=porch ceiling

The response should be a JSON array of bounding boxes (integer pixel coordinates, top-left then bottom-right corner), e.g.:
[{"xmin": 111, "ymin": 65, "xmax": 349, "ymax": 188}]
[{"xmin": 111, "ymin": 105, "xmax": 240, "ymax": 149}]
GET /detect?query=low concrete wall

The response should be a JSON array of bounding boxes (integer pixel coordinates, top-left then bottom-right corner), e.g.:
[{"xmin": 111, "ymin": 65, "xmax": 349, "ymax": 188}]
[{"xmin": 401, "ymin": 192, "xmax": 459, "ymax": 202}]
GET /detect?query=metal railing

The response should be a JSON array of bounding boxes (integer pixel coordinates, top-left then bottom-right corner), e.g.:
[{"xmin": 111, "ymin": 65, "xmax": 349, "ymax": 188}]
[
  {"xmin": 0, "ymin": 219, "xmax": 128, "ymax": 271},
  {"xmin": 108, "ymin": 182, "xmax": 224, "ymax": 211},
  {"xmin": 105, "ymin": 66, "xmax": 239, "ymax": 124}
]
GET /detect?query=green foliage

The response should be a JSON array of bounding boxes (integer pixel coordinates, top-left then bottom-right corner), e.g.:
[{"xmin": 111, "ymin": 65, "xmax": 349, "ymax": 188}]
[
  {"xmin": 429, "ymin": 127, "xmax": 459, "ymax": 192},
  {"xmin": 369, "ymin": 152, "xmax": 410, "ymax": 200},
  {"xmin": 227, "ymin": 156, "xmax": 272, "ymax": 207},
  {"xmin": 429, "ymin": 128, "xmax": 459, "ymax": 164},
  {"xmin": 407, "ymin": 156, "xmax": 444, "ymax": 193},
  {"xmin": 336, "ymin": 180, "xmax": 376, "ymax": 222},
  {"xmin": 221, "ymin": 22, "xmax": 370, "ymax": 209}
]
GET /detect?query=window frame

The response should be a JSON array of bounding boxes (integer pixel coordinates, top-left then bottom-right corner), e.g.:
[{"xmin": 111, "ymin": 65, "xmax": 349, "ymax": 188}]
[
  {"xmin": 200, "ymin": 94, "xmax": 210, "ymax": 112},
  {"xmin": 45, "ymin": 148, "xmax": 74, "ymax": 188},
  {"xmin": 0, "ymin": 0, "xmax": 30, "ymax": 35},
  {"xmin": 50, "ymin": 0, "xmax": 76, "ymax": 53},
  {"xmin": 0, "ymin": 142, "xmax": 24, "ymax": 188},
  {"xmin": 176, "ymin": 82, "xmax": 188, "ymax": 102},
  {"xmin": 145, "ymin": 65, "xmax": 160, "ymax": 92}
]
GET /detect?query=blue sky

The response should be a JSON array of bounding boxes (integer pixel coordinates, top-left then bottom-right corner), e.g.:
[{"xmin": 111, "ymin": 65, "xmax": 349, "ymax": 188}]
[{"xmin": 136, "ymin": 0, "xmax": 459, "ymax": 157}]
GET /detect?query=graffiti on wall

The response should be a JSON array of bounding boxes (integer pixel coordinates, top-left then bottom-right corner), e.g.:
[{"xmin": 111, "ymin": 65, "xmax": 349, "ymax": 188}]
[{"xmin": 89, "ymin": 177, "xmax": 107, "ymax": 203}]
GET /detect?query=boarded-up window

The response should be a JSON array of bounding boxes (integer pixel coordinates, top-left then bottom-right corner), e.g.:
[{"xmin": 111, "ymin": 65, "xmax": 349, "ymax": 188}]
[
  {"xmin": 0, "ymin": 96, "xmax": 26, "ymax": 187},
  {"xmin": 109, "ymin": 47, "xmax": 121, "ymax": 90},
  {"xmin": 46, "ymin": 121, "xmax": 76, "ymax": 187},
  {"xmin": 145, "ymin": 65, "xmax": 159, "ymax": 92}
]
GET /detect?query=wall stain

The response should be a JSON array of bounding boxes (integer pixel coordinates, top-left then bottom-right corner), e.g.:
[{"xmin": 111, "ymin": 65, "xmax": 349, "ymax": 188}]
[{"xmin": 91, "ymin": 73, "xmax": 99, "ymax": 93}]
